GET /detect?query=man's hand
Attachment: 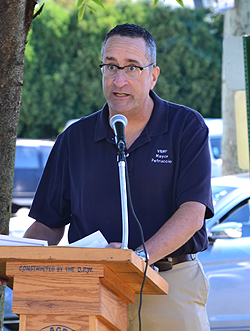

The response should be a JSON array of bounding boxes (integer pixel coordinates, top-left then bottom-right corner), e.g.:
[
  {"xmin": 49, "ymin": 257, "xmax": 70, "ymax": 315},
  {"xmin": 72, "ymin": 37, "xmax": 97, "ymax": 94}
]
[
  {"xmin": 0, "ymin": 279, "xmax": 8, "ymax": 285},
  {"xmin": 106, "ymin": 242, "xmax": 122, "ymax": 249}
]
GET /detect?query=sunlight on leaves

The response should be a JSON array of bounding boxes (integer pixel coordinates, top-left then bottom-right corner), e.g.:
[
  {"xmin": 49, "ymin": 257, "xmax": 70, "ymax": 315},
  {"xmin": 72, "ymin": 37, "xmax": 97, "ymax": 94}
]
[
  {"xmin": 77, "ymin": 0, "xmax": 184, "ymax": 21},
  {"xmin": 78, "ymin": 3, "xmax": 86, "ymax": 21},
  {"xmin": 92, "ymin": 0, "xmax": 105, "ymax": 9},
  {"xmin": 154, "ymin": 0, "xmax": 160, "ymax": 7},
  {"xmin": 175, "ymin": 0, "xmax": 185, "ymax": 8},
  {"xmin": 76, "ymin": 0, "xmax": 85, "ymax": 10}
]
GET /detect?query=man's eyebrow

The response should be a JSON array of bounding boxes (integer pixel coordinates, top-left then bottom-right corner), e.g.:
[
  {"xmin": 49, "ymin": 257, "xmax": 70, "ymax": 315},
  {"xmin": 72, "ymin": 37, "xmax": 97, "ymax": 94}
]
[
  {"xmin": 104, "ymin": 56, "xmax": 141, "ymax": 65},
  {"xmin": 105, "ymin": 56, "xmax": 116, "ymax": 62}
]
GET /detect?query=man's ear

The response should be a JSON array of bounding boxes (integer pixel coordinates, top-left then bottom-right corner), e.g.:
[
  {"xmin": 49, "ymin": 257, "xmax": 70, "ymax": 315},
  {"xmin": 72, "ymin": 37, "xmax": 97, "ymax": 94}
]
[{"xmin": 150, "ymin": 66, "xmax": 160, "ymax": 90}]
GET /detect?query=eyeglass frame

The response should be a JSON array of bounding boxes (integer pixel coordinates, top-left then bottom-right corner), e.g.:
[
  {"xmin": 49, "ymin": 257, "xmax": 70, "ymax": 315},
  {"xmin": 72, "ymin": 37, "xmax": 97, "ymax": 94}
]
[{"xmin": 99, "ymin": 62, "xmax": 155, "ymax": 79}]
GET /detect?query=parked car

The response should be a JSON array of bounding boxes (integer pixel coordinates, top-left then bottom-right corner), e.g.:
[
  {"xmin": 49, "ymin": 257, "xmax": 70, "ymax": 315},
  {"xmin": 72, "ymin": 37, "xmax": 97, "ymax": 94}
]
[
  {"xmin": 199, "ymin": 172, "xmax": 250, "ymax": 330},
  {"xmin": 204, "ymin": 118, "xmax": 223, "ymax": 177},
  {"xmin": 12, "ymin": 139, "xmax": 54, "ymax": 213}
]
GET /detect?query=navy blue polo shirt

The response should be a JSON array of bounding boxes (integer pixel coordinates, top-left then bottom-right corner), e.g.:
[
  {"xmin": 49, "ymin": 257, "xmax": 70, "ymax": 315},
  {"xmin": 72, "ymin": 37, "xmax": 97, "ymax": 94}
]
[{"xmin": 29, "ymin": 91, "xmax": 214, "ymax": 255}]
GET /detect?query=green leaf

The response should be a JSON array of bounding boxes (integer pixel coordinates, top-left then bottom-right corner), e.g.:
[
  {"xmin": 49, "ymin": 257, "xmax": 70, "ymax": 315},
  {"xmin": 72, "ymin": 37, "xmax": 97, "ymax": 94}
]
[
  {"xmin": 175, "ymin": 0, "xmax": 185, "ymax": 8},
  {"xmin": 91, "ymin": 0, "xmax": 105, "ymax": 9},
  {"xmin": 87, "ymin": 4, "xmax": 96, "ymax": 13},
  {"xmin": 154, "ymin": 0, "xmax": 160, "ymax": 7},
  {"xmin": 78, "ymin": 4, "xmax": 85, "ymax": 21},
  {"xmin": 76, "ymin": 0, "xmax": 85, "ymax": 10}
]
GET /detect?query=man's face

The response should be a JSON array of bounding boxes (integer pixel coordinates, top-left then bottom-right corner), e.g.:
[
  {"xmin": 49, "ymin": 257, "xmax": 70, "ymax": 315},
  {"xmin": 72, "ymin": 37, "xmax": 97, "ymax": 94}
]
[{"xmin": 101, "ymin": 35, "xmax": 159, "ymax": 118}]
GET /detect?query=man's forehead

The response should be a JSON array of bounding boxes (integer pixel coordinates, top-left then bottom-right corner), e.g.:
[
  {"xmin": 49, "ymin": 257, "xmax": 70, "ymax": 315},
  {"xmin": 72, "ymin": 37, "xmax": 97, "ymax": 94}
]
[
  {"xmin": 105, "ymin": 34, "xmax": 144, "ymax": 42},
  {"xmin": 103, "ymin": 35, "xmax": 147, "ymax": 61}
]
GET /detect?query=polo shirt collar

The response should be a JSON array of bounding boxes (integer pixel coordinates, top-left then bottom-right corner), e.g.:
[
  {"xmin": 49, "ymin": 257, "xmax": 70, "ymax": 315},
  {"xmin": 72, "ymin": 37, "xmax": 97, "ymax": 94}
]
[
  {"xmin": 146, "ymin": 90, "xmax": 169, "ymax": 137},
  {"xmin": 94, "ymin": 90, "xmax": 169, "ymax": 143},
  {"xmin": 94, "ymin": 104, "xmax": 113, "ymax": 143}
]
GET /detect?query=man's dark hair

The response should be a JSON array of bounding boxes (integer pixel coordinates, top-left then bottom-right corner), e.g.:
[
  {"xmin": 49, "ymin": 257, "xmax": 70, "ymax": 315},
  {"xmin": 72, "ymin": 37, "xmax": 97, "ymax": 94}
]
[{"xmin": 101, "ymin": 23, "xmax": 156, "ymax": 64}]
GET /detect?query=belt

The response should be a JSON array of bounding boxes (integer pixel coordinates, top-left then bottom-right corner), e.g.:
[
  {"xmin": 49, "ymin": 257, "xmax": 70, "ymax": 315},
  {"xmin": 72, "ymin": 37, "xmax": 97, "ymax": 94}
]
[{"xmin": 154, "ymin": 254, "xmax": 197, "ymax": 272}]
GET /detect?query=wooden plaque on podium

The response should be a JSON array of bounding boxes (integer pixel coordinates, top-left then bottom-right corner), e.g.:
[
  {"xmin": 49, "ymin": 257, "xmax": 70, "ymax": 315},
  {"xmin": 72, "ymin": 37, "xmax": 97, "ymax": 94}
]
[{"xmin": 0, "ymin": 246, "xmax": 168, "ymax": 331}]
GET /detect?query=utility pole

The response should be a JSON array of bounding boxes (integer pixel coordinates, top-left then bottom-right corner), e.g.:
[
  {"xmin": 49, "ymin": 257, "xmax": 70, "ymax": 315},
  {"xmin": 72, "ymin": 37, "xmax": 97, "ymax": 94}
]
[
  {"xmin": 193, "ymin": 0, "xmax": 203, "ymax": 8},
  {"xmin": 221, "ymin": 0, "xmax": 250, "ymax": 175}
]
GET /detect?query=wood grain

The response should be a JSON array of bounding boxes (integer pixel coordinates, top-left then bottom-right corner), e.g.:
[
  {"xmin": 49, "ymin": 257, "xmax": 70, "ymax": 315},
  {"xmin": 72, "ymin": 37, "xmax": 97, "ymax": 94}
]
[{"xmin": 0, "ymin": 247, "xmax": 168, "ymax": 331}]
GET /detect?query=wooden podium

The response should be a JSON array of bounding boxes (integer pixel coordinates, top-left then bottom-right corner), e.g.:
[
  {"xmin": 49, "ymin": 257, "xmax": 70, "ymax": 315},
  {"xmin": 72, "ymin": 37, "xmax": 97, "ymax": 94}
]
[{"xmin": 0, "ymin": 246, "xmax": 168, "ymax": 331}]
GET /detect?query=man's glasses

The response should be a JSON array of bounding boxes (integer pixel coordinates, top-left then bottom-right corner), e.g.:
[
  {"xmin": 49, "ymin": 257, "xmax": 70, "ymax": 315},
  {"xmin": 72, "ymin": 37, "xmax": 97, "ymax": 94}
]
[{"xmin": 99, "ymin": 63, "xmax": 154, "ymax": 80}]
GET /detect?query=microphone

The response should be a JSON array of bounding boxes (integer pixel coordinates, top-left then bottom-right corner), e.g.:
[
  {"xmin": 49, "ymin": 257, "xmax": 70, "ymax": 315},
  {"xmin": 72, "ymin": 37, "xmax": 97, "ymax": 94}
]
[{"xmin": 110, "ymin": 114, "xmax": 128, "ymax": 152}]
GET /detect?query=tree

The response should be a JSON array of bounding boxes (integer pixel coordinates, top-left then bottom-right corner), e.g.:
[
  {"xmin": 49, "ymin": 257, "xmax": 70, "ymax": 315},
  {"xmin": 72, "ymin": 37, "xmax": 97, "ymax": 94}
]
[
  {"xmin": 0, "ymin": 0, "xmax": 37, "ymax": 326},
  {"xmin": 221, "ymin": 0, "xmax": 250, "ymax": 175},
  {"xmin": 16, "ymin": 2, "xmax": 222, "ymax": 139},
  {"xmin": 146, "ymin": 6, "xmax": 222, "ymax": 118}
]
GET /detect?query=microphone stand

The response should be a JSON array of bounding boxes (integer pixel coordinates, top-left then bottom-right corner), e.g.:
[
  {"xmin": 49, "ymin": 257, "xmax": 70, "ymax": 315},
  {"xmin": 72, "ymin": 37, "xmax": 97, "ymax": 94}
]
[{"xmin": 117, "ymin": 141, "xmax": 129, "ymax": 249}]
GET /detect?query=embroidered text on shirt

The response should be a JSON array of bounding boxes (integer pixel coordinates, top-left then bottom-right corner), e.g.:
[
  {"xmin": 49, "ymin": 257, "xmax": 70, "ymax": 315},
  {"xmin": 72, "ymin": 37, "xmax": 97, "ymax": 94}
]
[{"xmin": 151, "ymin": 149, "xmax": 173, "ymax": 164}]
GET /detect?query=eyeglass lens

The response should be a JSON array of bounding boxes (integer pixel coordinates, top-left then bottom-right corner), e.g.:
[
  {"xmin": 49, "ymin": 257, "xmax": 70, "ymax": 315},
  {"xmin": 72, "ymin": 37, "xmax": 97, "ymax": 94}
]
[{"xmin": 102, "ymin": 65, "xmax": 141, "ymax": 79}]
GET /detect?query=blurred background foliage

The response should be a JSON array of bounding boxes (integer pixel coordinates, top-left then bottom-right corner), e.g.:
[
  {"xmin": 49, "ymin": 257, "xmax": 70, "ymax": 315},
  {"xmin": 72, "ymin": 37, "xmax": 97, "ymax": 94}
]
[{"xmin": 19, "ymin": 0, "xmax": 223, "ymax": 139}]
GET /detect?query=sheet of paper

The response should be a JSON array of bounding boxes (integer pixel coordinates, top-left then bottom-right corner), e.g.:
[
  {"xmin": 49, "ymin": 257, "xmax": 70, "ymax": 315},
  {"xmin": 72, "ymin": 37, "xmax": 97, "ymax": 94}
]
[
  {"xmin": 68, "ymin": 230, "xmax": 108, "ymax": 248},
  {"xmin": 0, "ymin": 234, "xmax": 48, "ymax": 246}
]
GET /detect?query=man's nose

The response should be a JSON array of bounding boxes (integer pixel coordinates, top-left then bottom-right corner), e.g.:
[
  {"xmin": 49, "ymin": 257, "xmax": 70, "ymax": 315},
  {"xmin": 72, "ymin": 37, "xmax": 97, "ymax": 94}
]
[{"xmin": 114, "ymin": 69, "xmax": 128, "ymax": 86}]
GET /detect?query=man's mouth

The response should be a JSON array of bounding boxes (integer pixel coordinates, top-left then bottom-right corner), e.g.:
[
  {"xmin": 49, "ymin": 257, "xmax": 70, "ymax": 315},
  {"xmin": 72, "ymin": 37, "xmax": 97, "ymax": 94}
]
[{"xmin": 114, "ymin": 92, "xmax": 128, "ymax": 97}]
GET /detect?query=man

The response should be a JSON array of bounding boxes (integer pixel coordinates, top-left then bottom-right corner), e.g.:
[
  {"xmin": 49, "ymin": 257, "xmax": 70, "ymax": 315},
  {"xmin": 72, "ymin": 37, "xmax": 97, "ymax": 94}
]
[{"xmin": 23, "ymin": 23, "xmax": 213, "ymax": 330}]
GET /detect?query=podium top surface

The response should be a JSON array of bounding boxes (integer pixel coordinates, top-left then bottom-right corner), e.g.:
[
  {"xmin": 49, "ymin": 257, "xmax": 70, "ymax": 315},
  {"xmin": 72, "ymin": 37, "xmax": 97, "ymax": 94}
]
[{"xmin": 0, "ymin": 246, "xmax": 168, "ymax": 295}]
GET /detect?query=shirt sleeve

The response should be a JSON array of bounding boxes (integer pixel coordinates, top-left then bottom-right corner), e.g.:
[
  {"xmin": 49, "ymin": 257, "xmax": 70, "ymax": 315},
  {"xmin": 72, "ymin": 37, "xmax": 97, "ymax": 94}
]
[
  {"xmin": 29, "ymin": 134, "xmax": 71, "ymax": 228},
  {"xmin": 175, "ymin": 115, "xmax": 214, "ymax": 219}
]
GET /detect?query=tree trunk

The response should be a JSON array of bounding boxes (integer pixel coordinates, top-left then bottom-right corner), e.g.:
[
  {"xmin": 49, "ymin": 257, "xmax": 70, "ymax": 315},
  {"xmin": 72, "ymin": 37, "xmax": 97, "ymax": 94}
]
[
  {"xmin": 222, "ymin": 0, "xmax": 250, "ymax": 175},
  {"xmin": 0, "ymin": 0, "xmax": 36, "ymax": 329}
]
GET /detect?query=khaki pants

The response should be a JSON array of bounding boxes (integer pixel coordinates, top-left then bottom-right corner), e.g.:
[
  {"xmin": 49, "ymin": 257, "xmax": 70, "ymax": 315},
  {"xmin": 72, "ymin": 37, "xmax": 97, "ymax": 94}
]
[{"xmin": 129, "ymin": 259, "xmax": 210, "ymax": 331}]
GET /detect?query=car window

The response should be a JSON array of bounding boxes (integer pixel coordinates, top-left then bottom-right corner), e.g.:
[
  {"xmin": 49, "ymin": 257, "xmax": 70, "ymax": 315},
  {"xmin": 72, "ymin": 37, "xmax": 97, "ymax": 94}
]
[
  {"xmin": 210, "ymin": 136, "xmax": 221, "ymax": 159},
  {"xmin": 15, "ymin": 146, "xmax": 39, "ymax": 169},
  {"xmin": 40, "ymin": 145, "xmax": 53, "ymax": 168},
  {"xmin": 212, "ymin": 186, "xmax": 235, "ymax": 205},
  {"xmin": 222, "ymin": 199, "xmax": 250, "ymax": 227}
]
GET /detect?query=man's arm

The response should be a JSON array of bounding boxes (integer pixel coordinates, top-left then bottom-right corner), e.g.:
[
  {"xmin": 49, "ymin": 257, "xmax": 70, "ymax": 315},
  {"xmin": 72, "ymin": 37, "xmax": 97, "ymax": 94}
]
[
  {"xmin": 23, "ymin": 221, "xmax": 65, "ymax": 246},
  {"xmin": 108, "ymin": 201, "xmax": 206, "ymax": 264},
  {"xmin": 142, "ymin": 201, "xmax": 206, "ymax": 265}
]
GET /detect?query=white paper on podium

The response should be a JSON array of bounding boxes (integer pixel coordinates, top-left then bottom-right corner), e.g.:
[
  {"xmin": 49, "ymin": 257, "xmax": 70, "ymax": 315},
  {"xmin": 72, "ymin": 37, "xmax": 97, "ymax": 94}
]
[
  {"xmin": 0, "ymin": 234, "xmax": 48, "ymax": 246},
  {"xmin": 68, "ymin": 230, "xmax": 108, "ymax": 248}
]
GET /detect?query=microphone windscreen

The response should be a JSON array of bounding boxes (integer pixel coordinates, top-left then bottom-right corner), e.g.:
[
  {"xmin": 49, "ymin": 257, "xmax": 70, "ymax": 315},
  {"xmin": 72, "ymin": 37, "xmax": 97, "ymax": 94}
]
[{"xmin": 110, "ymin": 114, "xmax": 128, "ymax": 130}]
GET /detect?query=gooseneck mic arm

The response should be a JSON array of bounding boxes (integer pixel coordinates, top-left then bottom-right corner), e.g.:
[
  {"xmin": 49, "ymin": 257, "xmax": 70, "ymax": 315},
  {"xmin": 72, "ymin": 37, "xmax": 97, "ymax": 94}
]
[{"xmin": 110, "ymin": 114, "xmax": 128, "ymax": 249}]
